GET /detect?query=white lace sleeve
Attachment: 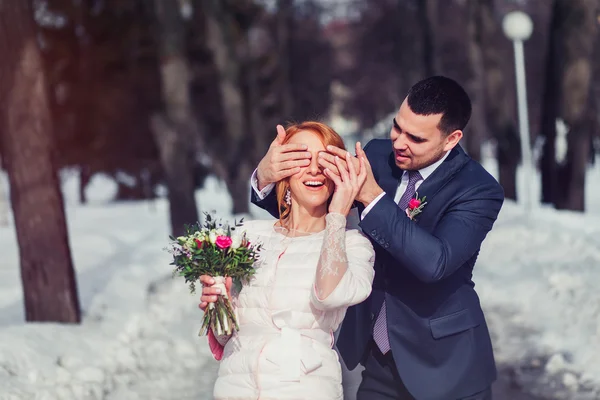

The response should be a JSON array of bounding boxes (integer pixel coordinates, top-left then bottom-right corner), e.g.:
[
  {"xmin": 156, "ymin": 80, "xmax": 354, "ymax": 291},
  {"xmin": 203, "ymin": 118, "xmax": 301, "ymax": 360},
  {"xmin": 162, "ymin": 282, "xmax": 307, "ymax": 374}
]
[
  {"xmin": 314, "ymin": 213, "xmax": 348, "ymax": 300},
  {"xmin": 310, "ymin": 213, "xmax": 376, "ymax": 311}
]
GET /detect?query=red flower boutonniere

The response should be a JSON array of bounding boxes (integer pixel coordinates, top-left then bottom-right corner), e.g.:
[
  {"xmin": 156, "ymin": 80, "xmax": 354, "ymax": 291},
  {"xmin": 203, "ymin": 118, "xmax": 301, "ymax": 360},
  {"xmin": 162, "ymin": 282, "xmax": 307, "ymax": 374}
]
[{"xmin": 405, "ymin": 193, "xmax": 427, "ymax": 220}]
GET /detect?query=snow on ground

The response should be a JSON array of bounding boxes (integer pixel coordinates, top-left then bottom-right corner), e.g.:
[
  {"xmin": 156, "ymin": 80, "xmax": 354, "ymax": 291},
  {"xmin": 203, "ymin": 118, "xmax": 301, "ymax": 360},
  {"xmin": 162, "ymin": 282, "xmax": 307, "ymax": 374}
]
[
  {"xmin": 477, "ymin": 154, "xmax": 600, "ymax": 399},
  {"xmin": 0, "ymin": 157, "xmax": 599, "ymax": 399},
  {"xmin": 0, "ymin": 175, "xmax": 238, "ymax": 400},
  {"xmin": 477, "ymin": 202, "xmax": 600, "ymax": 398}
]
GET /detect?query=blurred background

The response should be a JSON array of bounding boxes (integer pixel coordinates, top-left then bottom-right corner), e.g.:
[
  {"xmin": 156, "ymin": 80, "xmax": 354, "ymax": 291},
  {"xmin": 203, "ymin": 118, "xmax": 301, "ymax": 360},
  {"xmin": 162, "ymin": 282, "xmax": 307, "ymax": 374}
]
[{"xmin": 0, "ymin": 0, "xmax": 599, "ymax": 399}]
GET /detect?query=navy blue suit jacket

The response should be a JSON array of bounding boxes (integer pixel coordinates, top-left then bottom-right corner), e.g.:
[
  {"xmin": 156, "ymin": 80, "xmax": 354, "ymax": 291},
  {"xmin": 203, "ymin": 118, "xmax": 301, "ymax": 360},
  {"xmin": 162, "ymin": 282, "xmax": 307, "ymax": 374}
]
[{"xmin": 251, "ymin": 139, "xmax": 504, "ymax": 400}]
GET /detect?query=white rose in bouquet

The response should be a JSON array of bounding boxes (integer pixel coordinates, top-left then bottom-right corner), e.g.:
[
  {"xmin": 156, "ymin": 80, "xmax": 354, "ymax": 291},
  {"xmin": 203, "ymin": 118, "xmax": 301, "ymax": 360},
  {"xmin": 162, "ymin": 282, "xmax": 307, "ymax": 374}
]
[{"xmin": 231, "ymin": 230, "xmax": 246, "ymax": 249}]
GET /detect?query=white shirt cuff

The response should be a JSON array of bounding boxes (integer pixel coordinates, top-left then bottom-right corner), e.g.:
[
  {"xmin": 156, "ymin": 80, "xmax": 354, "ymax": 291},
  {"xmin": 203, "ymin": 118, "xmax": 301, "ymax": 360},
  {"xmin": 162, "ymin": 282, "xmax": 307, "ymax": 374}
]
[
  {"xmin": 360, "ymin": 192, "xmax": 386, "ymax": 220},
  {"xmin": 251, "ymin": 169, "xmax": 275, "ymax": 200}
]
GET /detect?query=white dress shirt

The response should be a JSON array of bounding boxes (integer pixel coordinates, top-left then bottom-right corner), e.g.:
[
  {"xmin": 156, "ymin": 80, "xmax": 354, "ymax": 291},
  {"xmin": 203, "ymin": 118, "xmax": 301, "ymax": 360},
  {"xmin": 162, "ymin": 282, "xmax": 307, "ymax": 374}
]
[
  {"xmin": 250, "ymin": 150, "xmax": 451, "ymax": 219},
  {"xmin": 251, "ymin": 173, "xmax": 275, "ymax": 201}
]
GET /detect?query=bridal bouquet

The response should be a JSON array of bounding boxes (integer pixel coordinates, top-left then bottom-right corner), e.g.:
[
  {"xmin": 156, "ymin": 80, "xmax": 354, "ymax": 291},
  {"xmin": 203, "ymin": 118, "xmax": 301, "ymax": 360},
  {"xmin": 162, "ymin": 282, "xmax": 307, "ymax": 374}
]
[{"xmin": 166, "ymin": 213, "xmax": 261, "ymax": 337}]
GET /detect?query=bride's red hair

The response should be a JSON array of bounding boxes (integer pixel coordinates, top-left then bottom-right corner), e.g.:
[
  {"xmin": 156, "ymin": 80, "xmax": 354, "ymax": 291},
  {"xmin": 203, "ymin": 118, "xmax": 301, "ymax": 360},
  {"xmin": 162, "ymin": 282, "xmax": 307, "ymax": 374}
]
[{"xmin": 275, "ymin": 121, "xmax": 346, "ymax": 224}]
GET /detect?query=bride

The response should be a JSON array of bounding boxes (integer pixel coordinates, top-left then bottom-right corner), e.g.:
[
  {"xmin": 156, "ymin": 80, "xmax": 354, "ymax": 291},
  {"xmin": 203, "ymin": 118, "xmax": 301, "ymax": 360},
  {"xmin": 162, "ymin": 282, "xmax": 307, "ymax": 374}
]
[{"xmin": 198, "ymin": 121, "xmax": 375, "ymax": 400}]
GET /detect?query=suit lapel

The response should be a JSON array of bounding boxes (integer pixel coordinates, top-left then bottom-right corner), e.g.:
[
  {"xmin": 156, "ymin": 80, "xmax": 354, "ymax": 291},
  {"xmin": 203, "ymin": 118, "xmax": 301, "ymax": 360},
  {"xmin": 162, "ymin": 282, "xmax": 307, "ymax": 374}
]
[
  {"xmin": 375, "ymin": 145, "xmax": 470, "ymax": 226},
  {"xmin": 416, "ymin": 145, "xmax": 470, "ymax": 201}
]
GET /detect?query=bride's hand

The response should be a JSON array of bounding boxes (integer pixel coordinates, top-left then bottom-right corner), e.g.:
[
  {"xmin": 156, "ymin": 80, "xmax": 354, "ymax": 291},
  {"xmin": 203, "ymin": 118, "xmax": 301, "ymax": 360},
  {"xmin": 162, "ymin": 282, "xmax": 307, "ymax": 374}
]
[
  {"xmin": 198, "ymin": 275, "xmax": 232, "ymax": 311},
  {"xmin": 324, "ymin": 152, "xmax": 367, "ymax": 216}
]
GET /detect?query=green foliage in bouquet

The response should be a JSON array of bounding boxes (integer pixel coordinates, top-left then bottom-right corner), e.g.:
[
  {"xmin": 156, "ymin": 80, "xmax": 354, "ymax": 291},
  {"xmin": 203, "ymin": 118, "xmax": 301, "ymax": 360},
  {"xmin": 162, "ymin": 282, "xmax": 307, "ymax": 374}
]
[
  {"xmin": 168, "ymin": 212, "xmax": 261, "ymax": 293},
  {"xmin": 166, "ymin": 212, "xmax": 262, "ymax": 336}
]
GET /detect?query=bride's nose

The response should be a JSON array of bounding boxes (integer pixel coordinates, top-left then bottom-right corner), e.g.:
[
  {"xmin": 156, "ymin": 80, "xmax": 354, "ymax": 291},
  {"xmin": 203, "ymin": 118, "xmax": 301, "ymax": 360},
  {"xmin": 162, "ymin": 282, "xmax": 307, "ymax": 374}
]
[{"xmin": 307, "ymin": 154, "xmax": 321, "ymax": 175}]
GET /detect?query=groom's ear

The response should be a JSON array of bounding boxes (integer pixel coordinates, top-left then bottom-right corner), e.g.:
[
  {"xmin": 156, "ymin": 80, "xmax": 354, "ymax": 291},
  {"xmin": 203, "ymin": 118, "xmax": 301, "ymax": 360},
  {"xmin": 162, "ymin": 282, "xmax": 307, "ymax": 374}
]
[{"xmin": 443, "ymin": 129, "xmax": 463, "ymax": 152}]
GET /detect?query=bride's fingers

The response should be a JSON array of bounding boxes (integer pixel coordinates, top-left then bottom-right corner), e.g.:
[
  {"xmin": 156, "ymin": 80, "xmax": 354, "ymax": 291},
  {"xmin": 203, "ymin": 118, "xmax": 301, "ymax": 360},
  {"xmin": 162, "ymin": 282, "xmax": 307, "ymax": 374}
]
[
  {"xmin": 201, "ymin": 295, "xmax": 218, "ymax": 303},
  {"xmin": 225, "ymin": 276, "xmax": 233, "ymax": 297},
  {"xmin": 203, "ymin": 286, "xmax": 222, "ymax": 295},
  {"xmin": 199, "ymin": 275, "xmax": 215, "ymax": 286}
]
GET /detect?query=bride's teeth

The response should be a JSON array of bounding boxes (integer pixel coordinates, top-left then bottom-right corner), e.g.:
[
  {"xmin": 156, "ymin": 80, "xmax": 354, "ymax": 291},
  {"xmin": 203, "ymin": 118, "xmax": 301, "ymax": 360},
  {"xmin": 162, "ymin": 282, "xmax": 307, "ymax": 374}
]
[{"xmin": 305, "ymin": 181, "xmax": 323, "ymax": 186}]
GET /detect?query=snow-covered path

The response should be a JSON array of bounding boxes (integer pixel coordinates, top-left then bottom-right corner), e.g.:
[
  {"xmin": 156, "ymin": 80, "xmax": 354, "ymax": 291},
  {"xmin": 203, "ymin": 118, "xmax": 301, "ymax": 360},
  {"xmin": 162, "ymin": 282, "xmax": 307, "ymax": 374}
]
[{"xmin": 103, "ymin": 275, "xmax": 217, "ymax": 400}]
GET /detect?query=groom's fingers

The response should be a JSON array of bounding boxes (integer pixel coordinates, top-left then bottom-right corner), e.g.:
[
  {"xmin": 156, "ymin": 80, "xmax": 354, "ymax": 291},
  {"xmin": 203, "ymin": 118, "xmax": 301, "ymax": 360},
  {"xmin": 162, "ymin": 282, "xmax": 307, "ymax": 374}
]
[
  {"xmin": 274, "ymin": 149, "xmax": 310, "ymax": 162},
  {"xmin": 278, "ymin": 143, "xmax": 309, "ymax": 154},
  {"xmin": 274, "ymin": 145, "xmax": 311, "ymax": 165},
  {"xmin": 277, "ymin": 167, "xmax": 302, "ymax": 180},
  {"xmin": 356, "ymin": 142, "xmax": 372, "ymax": 173},
  {"xmin": 358, "ymin": 157, "xmax": 368, "ymax": 184},
  {"xmin": 346, "ymin": 152, "xmax": 358, "ymax": 185},
  {"xmin": 278, "ymin": 159, "xmax": 311, "ymax": 170},
  {"xmin": 275, "ymin": 124, "xmax": 286, "ymax": 145},
  {"xmin": 356, "ymin": 141, "xmax": 366, "ymax": 158}
]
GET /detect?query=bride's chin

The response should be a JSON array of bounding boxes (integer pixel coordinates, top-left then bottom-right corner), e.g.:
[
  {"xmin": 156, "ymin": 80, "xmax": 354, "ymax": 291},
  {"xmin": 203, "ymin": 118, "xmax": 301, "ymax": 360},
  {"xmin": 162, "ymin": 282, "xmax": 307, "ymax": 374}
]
[{"xmin": 293, "ymin": 198, "xmax": 328, "ymax": 213}]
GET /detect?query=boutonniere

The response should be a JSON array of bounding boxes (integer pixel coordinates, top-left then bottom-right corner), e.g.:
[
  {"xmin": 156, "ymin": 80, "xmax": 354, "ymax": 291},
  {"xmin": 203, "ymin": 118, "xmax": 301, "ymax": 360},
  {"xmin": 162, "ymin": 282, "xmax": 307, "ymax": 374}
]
[{"xmin": 405, "ymin": 193, "xmax": 427, "ymax": 220}]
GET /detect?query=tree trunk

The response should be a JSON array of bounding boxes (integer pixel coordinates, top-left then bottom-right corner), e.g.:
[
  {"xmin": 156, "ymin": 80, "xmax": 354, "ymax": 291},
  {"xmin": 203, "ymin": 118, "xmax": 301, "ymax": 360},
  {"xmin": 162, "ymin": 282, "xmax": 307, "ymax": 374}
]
[
  {"xmin": 540, "ymin": 1, "xmax": 560, "ymax": 205},
  {"xmin": 472, "ymin": 0, "xmax": 519, "ymax": 199},
  {"xmin": 542, "ymin": 0, "xmax": 597, "ymax": 211},
  {"xmin": 498, "ymin": 147, "xmax": 518, "ymax": 201},
  {"xmin": 205, "ymin": 0, "xmax": 245, "ymax": 152},
  {"xmin": 204, "ymin": 0, "xmax": 253, "ymax": 214},
  {"xmin": 226, "ymin": 162, "xmax": 253, "ymax": 215},
  {"xmin": 79, "ymin": 164, "xmax": 91, "ymax": 204},
  {"xmin": 153, "ymin": 0, "xmax": 199, "ymax": 235},
  {"xmin": 0, "ymin": 1, "xmax": 80, "ymax": 323},
  {"xmin": 150, "ymin": 115, "xmax": 199, "ymax": 231},
  {"xmin": 0, "ymin": 159, "xmax": 8, "ymax": 226},
  {"xmin": 277, "ymin": 0, "xmax": 294, "ymax": 117},
  {"xmin": 463, "ymin": 0, "xmax": 485, "ymax": 163},
  {"xmin": 418, "ymin": 0, "xmax": 437, "ymax": 77},
  {"xmin": 554, "ymin": 120, "xmax": 591, "ymax": 210}
]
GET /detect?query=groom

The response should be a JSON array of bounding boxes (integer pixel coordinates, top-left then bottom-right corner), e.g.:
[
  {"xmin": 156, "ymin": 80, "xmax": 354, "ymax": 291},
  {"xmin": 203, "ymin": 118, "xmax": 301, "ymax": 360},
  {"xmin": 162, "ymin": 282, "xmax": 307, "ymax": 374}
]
[{"xmin": 250, "ymin": 76, "xmax": 504, "ymax": 400}]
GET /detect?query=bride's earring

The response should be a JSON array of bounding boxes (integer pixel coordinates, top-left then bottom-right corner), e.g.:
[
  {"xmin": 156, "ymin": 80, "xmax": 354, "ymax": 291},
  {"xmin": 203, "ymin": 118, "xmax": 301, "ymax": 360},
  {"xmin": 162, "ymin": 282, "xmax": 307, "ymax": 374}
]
[{"xmin": 285, "ymin": 188, "xmax": 291, "ymax": 205}]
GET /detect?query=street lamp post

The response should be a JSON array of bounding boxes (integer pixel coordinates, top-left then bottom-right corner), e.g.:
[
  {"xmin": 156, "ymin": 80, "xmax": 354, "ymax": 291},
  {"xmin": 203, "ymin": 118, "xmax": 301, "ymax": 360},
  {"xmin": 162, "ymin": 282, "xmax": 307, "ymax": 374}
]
[{"xmin": 502, "ymin": 11, "xmax": 535, "ymax": 214}]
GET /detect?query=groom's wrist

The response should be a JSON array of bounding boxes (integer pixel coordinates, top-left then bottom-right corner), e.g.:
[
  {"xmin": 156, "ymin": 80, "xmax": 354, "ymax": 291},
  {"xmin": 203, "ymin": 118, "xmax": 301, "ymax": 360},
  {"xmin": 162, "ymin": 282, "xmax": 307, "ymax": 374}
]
[
  {"xmin": 358, "ymin": 186, "xmax": 384, "ymax": 207},
  {"xmin": 255, "ymin": 170, "xmax": 271, "ymax": 191}
]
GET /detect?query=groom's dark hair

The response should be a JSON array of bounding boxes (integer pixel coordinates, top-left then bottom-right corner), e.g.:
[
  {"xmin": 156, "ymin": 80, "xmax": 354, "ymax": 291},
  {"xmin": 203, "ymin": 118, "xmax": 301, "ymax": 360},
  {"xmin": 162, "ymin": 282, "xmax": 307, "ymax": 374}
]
[{"xmin": 406, "ymin": 76, "xmax": 472, "ymax": 136}]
